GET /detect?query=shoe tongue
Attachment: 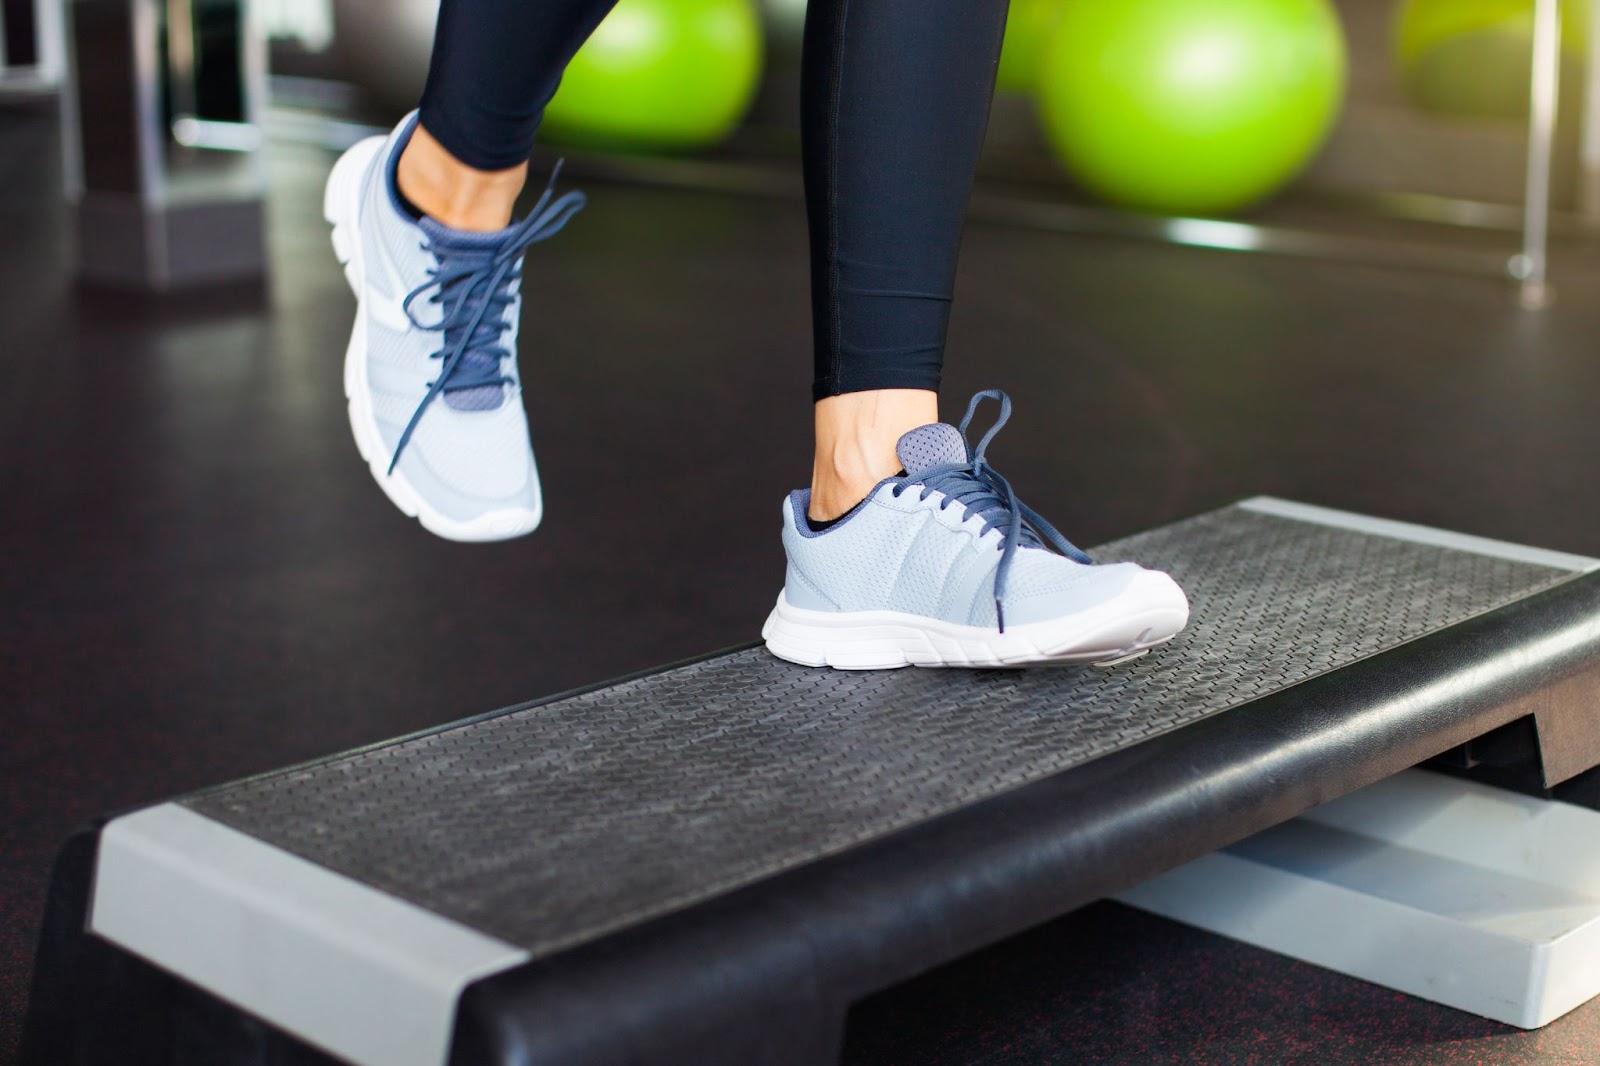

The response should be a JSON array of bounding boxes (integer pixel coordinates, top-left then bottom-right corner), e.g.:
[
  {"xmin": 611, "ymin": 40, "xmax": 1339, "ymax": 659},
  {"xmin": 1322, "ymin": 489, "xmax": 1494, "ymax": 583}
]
[
  {"xmin": 418, "ymin": 216, "xmax": 517, "ymax": 251},
  {"xmin": 896, "ymin": 423, "xmax": 969, "ymax": 477},
  {"xmin": 417, "ymin": 218, "xmax": 513, "ymax": 412},
  {"xmin": 442, "ymin": 378, "xmax": 503, "ymax": 412}
]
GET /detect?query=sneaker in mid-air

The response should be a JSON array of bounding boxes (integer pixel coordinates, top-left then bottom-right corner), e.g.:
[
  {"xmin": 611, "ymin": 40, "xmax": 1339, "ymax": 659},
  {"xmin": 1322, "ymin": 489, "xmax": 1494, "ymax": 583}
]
[
  {"xmin": 323, "ymin": 114, "xmax": 583, "ymax": 541},
  {"xmin": 763, "ymin": 389, "xmax": 1190, "ymax": 669}
]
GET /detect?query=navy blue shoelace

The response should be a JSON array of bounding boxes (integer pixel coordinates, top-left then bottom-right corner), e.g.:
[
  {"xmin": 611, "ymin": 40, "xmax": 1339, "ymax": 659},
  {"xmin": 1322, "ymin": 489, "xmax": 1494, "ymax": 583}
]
[
  {"xmin": 389, "ymin": 165, "xmax": 586, "ymax": 473},
  {"xmin": 890, "ymin": 389, "xmax": 1094, "ymax": 632}
]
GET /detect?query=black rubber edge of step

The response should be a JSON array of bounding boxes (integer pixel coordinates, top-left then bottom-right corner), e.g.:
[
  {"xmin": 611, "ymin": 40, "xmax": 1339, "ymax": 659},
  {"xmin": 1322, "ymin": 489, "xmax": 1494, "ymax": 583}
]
[{"xmin": 449, "ymin": 568, "xmax": 1600, "ymax": 1066}]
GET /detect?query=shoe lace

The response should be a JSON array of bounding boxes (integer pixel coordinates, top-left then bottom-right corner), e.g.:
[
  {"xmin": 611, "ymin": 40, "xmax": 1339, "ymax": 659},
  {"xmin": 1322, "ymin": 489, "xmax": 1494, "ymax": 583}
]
[
  {"xmin": 388, "ymin": 164, "xmax": 586, "ymax": 473},
  {"xmin": 890, "ymin": 389, "xmax": 1093, "ymax": 632}
]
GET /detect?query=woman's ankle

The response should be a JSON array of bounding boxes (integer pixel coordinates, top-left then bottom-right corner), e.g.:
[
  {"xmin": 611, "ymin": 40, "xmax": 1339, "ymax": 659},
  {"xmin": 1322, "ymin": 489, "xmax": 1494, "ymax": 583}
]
[
  {"xmin": 395, "ymin": 124, "xmax": 528, "ymax": 232},
  {"xmin": 808, "ymin": 389, "xmax": 938, "ymax": 521}
]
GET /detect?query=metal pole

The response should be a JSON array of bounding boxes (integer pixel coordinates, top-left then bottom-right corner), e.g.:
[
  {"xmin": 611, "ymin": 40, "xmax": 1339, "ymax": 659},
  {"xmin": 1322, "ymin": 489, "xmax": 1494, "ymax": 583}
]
[
  {"xmin": 1515, "ymin": 0, "xmax": 1562, "ymax": 309},
  {"xmin": 165, "ymin": 0, "xmax": 198, "ymax": 122},
  {"xmin": 1579, "ymin": 0, "xmax": 1600, "ymax": 219}
]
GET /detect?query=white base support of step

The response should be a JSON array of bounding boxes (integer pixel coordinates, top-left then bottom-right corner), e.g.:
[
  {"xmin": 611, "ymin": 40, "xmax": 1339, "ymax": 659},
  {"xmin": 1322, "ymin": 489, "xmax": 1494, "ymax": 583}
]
[{"xmin": 1116, "ymin": 769, "xmax": 1600, "ymax": 1029}]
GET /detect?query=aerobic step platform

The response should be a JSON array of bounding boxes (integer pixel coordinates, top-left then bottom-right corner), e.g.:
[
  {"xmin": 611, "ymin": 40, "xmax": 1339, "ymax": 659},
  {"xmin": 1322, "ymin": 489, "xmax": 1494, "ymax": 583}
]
[{"xmin": 22, "ymin": 498, "xmax": 1600, "ymax": 1066}]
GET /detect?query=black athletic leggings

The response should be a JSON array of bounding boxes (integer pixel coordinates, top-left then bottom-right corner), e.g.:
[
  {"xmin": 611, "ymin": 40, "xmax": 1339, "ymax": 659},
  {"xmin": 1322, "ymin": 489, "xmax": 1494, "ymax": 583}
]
[{"xmin": 418, "ymin": 0, "xmax": 1010, "ymax": 400}]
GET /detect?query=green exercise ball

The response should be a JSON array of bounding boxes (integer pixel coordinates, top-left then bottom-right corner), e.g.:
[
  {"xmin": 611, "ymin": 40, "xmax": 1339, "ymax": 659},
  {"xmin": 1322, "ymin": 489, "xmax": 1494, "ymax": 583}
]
[
  {"xmin": 1395, "ymin": 0, "xmax": 1587, "ymax": 120},
  {"xmin": 1037, "ymin": 0, "xmax": 1346, "ymax": 215},
  {"xmin": 997, "ymin": 0, "xmax": 1064, "ymax": 93},
  {"xmin": 543, "ymin": 0, "xmax": 764, "ymax": 151}
]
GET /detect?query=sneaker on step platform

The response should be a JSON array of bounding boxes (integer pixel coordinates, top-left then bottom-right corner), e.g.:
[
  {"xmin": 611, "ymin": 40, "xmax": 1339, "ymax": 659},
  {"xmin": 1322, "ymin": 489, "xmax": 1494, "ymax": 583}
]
[
  {"xmin": 763, "ymin": 389, "xmax": 1190, "ymax": 669},
  {"xmin": 323, "ymin": 113, "xmax": 583, "ymax": 541}
]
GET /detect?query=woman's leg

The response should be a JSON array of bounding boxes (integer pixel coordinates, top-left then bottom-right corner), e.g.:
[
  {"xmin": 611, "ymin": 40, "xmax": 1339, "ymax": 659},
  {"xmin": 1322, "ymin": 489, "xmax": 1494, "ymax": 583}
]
[
  {"xmin": 800, "ymin": 0, "xmax": 1011, "ymax": 520},
  {"xmin": 397, "ymin": 0, "xmax": 619, "ymax": 231},
  {"xmin": 768, "ymin": 0, "xmax": 1191, "ymax": 668}
]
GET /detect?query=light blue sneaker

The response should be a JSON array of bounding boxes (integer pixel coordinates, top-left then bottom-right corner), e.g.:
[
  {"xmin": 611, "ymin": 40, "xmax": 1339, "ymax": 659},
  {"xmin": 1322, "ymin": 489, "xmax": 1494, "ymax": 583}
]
[
  {"xmin": 323, "ymin": 114, "xmax": 583, "ymax": 541},
  {"xmin": 763, "ymin": 390, "xmax": 1190, "ymax": 669}
]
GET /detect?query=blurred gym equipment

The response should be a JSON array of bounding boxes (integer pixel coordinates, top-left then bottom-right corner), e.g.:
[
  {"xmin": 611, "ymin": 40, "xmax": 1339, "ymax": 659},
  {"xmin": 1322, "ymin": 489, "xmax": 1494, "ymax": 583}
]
[
  {"xmin": 1395, "ymin": 0, "xmax": 1587, "ymax": 119},
  {"xmin": 63, "ymin": 0, "xmax": 268, "ymax": 289},
  {"xmin": 1035, "ymin": 0, "xmax": 1347, "ymax": 215},
  {"xmin": 996, "ymin": 0, "xmax": 1061, "ymax": 94},
  {"xmin": 329, "ymin": 0, "xmax": 433, "ymax": 117},
  {"xmin": 542, "ymin": 0, "xmax": 764, "ymax": 151},
  {"xmin": 0, "ymin": 0, "xmax": 66, "ymax": 94}
]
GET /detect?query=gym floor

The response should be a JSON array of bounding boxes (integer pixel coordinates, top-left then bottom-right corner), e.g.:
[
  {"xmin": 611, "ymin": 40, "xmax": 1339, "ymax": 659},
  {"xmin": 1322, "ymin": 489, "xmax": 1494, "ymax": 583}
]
[{"xmin": 6, "ymin": 98, "xmax": 1600, "ymax": 1064}]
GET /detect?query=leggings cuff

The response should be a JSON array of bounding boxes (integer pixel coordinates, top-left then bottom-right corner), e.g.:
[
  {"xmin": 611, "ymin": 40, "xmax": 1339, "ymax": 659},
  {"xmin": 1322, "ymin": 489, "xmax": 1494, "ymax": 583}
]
[
  {"xmin": 417, "ymin": 100, "xmax": 541, "ymax": 172},
  {"xmin": 813, "ymin": 367, "xmax": 943, "ymax": 403}
]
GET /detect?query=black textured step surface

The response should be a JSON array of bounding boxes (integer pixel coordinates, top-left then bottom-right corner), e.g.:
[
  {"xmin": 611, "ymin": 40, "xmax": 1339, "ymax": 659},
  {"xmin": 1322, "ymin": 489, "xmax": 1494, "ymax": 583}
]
[{"xmin": 181, "ymin": 504, "xmax": 1575, "ymax": 957}]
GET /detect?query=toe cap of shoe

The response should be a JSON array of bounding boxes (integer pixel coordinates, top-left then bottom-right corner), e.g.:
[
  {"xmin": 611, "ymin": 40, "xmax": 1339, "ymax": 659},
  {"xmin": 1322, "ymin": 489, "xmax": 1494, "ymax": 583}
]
[{"xmin": 997, "ymin": 559, "xmax": 1188, "ymax": 629}]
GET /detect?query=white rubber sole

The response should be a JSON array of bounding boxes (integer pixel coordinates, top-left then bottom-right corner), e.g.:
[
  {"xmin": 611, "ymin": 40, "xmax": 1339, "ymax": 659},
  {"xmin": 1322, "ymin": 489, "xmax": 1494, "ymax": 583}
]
[
  {"xmin": 323, "ymin": 137, "xmax": 542, "ymax": 544},
  {"xmin": 761, "ymin": 570, "xmax": 1190, "ymax": 670}
]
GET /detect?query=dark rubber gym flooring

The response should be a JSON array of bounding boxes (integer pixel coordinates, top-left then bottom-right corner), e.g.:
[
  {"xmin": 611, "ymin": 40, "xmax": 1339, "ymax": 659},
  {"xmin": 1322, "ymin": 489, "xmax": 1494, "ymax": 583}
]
[{"xmin": 7, "ymin": 99, "xmax": 1600, "ymax": 1064}]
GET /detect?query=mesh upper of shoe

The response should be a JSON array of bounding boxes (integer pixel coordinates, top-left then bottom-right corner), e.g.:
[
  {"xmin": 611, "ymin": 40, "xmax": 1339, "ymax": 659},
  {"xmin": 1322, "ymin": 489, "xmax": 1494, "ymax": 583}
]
[
  {"xmin": 783, "ymin": 486, "xmax": 1140, "ymax": 627},
  {"xmin": 351, "ymin": 120, "xmax": 547, "ymax": 513},
  {"xmin": 360, "ymin": 282, "xmax": 534, "ymax": 503},
  {"xmin": 781, "ymin": 392, "xmax": 1142, "ymax": 629},
  {"xmin": 400, "ymin": 403, "xmax": 537, "ymax": 501}
]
